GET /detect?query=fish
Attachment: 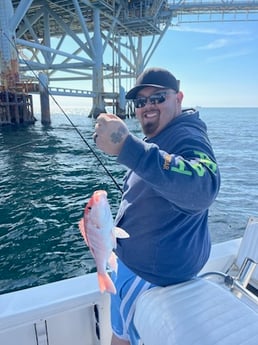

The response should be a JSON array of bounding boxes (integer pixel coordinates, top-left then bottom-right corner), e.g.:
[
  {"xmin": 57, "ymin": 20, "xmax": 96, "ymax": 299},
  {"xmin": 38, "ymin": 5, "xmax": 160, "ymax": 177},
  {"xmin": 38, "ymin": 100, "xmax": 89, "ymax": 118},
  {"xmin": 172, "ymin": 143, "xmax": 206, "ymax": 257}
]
[{"xmin": 78, "ymin": 190, "xmax": 129, "ymax": 294}]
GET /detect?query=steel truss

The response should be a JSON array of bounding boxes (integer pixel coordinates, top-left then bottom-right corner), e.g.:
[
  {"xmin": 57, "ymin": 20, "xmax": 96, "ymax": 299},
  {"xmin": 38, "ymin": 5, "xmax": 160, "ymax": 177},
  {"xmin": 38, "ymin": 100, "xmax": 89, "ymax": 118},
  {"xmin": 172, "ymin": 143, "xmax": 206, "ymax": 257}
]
[{"xmin": 1, "ymin": 0, "xmax": 258, "ymax": 115}]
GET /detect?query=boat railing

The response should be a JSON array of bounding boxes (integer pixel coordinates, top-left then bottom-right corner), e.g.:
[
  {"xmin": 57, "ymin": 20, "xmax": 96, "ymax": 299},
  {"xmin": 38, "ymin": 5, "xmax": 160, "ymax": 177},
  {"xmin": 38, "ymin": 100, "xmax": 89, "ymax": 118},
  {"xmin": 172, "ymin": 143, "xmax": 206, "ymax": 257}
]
[
  {"xmin": 200, "ymin": 257, "xmax": 258, "ymax": 305},
  {"xmin": 201, "ymin": 216, "xmax": 258, "ymax": 305}
]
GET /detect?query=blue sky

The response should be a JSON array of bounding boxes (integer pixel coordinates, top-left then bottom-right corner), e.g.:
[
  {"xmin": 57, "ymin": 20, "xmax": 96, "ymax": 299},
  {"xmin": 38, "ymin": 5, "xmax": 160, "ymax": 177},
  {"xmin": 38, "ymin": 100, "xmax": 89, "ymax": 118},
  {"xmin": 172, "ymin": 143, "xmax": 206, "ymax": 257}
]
[
  {"xmin": 33, "ymin": 20, "xmax": 258, "ymax": 112},
  {"xmin": 149, "ymin": 21, "xmax": 258, "ymax": 107}
]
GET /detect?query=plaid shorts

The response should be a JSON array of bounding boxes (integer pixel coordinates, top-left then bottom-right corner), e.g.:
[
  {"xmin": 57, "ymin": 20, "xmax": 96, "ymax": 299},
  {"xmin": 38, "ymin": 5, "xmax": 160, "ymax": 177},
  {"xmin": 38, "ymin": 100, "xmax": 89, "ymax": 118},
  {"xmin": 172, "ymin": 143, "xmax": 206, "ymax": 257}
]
[{"xmin": 111, "ymin": 258, "xmax": 155, "ymax": 345}]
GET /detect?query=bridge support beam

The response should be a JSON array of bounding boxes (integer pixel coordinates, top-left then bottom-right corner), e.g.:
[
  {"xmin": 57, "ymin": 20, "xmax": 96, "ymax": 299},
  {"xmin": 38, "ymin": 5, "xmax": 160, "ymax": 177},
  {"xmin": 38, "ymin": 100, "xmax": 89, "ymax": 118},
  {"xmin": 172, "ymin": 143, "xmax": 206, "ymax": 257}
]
[
  {"xmin": 0, "ymin": 0, "xmax": 35, "ymax": 125},
  {"xmin": 0, "ymin": 0, "xmax": 19, "ymax": 89},
  {"xmin": 39, "ymin": 73, "xmax": 51, "ymax": 125},
  {"xmin": 89, "ymin": 8, "xmax": 105, "ymax": 118}
]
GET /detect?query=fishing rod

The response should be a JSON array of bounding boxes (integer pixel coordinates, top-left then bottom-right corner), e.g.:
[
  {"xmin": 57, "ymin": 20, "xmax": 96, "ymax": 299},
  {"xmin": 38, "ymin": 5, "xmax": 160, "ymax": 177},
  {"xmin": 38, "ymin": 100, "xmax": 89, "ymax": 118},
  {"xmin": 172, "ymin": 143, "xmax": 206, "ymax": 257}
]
[{"xmin": 2, "ymin": 31, "xmax": 123, "ymax": 194}]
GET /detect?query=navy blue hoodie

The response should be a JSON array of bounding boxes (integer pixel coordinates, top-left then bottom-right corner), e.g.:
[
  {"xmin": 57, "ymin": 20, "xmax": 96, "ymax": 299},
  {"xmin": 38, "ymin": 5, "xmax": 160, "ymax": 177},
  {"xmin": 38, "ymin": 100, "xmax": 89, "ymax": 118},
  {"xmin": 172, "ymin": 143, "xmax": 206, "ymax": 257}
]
[{"xmin": 115, "ymin": 109, "xmax": 220, "ymax": 286}]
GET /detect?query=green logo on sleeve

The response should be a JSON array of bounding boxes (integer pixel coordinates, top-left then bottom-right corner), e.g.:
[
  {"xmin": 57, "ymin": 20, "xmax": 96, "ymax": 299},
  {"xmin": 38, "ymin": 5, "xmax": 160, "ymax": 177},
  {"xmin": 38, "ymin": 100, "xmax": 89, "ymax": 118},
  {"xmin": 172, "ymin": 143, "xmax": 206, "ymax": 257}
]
[{"xmin": 170, "ymin": 151, "xmax": 217, "ymax": 177}]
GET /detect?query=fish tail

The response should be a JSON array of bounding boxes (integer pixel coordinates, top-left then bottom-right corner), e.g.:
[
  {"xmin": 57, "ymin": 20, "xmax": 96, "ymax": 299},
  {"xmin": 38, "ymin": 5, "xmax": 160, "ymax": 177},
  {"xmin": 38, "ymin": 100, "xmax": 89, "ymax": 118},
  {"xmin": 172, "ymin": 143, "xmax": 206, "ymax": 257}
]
[{"xmin": 97, "ymin": 272, "xmax": 116, "ymax": 294}]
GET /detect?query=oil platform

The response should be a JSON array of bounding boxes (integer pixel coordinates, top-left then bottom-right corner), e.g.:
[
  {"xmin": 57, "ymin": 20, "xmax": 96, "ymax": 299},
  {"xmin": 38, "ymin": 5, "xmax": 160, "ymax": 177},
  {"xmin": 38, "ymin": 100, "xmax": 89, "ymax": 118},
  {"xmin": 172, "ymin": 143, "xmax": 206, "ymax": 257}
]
[{"xmin": 1, "ymin": 0, "xmax": 258, "ymax": 125}]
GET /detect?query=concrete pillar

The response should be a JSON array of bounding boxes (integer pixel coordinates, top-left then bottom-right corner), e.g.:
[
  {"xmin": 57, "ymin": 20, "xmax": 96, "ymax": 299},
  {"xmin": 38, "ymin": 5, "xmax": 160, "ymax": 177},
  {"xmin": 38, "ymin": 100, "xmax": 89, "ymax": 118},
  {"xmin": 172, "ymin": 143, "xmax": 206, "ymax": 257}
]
[{"xmin": 39, "ymin": 72, "xmax": 51, "ymax": 125}]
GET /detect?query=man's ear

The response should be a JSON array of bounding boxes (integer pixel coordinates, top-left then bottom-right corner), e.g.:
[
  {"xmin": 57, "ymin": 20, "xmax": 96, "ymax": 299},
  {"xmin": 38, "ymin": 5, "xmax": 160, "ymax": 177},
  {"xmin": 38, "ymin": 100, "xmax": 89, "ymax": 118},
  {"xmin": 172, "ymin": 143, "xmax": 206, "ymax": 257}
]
[{"xmin": 176, "ymin": 91, "xmax": 184, "ymax": 104}]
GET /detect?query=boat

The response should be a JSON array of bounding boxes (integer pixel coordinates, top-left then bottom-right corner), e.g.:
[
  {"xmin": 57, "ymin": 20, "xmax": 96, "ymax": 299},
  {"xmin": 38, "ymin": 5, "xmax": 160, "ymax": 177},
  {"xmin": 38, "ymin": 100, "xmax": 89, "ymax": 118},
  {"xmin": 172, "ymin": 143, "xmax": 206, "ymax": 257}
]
[{"xmin": 0, "ymin": 217, "xmax": 257, "ymax": 345}]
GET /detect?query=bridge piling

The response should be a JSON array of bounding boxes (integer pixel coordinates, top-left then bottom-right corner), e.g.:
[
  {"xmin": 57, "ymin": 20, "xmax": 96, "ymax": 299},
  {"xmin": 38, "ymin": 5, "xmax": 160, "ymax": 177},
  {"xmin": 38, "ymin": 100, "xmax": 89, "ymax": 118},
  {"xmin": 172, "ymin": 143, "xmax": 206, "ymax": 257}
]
[
  {"xmin": 39, "ymin": 73, "xmax": 51, "ymax": 125},
  {"xmin": 0, "ymin": 89, "xmax": 35, "ymax": 125}
]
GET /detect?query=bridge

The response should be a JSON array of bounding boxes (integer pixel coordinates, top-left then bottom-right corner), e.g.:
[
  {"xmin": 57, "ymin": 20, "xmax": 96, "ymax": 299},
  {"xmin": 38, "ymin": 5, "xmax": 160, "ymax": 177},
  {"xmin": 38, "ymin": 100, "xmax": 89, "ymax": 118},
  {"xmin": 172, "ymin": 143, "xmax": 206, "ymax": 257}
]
[{"xmin": 1, "ymin": 0, "xmax": 258, "ymax": 123}]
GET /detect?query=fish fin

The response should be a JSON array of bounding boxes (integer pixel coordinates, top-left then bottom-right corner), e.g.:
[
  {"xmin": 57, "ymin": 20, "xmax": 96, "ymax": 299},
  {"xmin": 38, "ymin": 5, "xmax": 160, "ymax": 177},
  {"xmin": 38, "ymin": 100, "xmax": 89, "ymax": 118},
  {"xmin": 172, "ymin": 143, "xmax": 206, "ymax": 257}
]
[
  {"xmin": 111, "ymin": 231, "xmax": 117, "ymax": 249},
  {"xmin": 113, "ymin": 227, "xmax": 130, "ymax": 239},
  {"xmin": 108, "ymin": 251, "xmax": 118, "ymax": 273},
  {"xmin": 98, "ymin": 272, "xmax": 116, "ymax": 294},
  {"xmin": 78, "ymin": 218, "xmax": 89, "ymax": 246}
]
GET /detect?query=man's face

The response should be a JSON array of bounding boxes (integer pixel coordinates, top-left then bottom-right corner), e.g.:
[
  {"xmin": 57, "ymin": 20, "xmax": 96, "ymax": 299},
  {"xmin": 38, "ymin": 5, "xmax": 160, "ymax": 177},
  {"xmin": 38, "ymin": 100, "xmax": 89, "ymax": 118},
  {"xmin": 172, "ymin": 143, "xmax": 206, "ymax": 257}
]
[{"xmin": 135, "ymin": 87, "xmax": 183, "ymax": 138}]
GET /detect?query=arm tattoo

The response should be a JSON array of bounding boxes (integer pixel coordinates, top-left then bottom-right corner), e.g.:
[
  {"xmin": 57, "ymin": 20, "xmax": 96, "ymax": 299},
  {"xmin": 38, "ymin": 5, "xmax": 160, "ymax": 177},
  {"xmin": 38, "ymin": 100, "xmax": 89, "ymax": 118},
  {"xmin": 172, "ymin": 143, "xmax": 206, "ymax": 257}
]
[{"xmin": 111, "ymin": 126, "xmax": 127, "ymax": 144}]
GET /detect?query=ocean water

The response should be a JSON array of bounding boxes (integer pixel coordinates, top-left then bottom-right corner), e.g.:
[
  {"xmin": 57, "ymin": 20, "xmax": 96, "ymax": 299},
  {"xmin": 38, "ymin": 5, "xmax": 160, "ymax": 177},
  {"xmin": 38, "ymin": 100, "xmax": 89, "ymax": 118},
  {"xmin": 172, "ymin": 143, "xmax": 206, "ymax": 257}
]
[{"xmin": 0, "ymin": 107, "xmax": 257, "ymax": 294}]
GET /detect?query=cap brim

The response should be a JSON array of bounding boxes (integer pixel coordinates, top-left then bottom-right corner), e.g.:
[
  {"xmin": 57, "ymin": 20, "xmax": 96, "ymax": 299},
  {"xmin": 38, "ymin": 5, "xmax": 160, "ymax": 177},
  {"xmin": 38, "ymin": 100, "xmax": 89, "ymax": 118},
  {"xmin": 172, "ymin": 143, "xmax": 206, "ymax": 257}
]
[{"xmin": 125, "ymin": 84, "xmax": 166, "ymax": 99}]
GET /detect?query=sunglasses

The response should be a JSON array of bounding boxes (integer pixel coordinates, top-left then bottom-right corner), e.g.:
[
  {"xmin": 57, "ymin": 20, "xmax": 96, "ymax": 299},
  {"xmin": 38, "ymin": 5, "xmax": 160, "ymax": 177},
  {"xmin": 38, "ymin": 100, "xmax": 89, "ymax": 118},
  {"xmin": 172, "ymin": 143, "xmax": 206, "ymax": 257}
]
[{"xmin": 133, "ymin": 91, "xmax": 176, "ymax": 109}]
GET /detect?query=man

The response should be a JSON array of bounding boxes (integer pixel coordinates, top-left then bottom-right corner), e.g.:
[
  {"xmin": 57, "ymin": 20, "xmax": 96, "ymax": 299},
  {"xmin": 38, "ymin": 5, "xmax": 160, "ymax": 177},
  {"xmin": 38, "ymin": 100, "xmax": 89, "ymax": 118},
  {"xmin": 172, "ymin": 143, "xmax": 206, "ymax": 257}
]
[{"xmin": 94, "ymin": 67, "xmax": 220, "ymax": 345}]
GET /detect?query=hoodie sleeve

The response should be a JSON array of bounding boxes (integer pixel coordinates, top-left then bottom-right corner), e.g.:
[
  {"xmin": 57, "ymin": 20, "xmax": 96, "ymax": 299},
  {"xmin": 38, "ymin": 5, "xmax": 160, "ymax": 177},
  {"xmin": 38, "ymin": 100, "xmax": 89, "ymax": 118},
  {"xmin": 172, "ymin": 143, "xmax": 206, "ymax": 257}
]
[{"xmin": 117, "ymin": 131, "xmax": 220, "ymax": 213}]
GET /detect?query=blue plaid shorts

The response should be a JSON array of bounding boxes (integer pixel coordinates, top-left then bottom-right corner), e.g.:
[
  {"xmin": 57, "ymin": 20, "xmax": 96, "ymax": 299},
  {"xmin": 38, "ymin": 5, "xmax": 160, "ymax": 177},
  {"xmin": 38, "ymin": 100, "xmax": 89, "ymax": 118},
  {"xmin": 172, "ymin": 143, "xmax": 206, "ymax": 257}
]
[{"xmin": 111, "ymin": 258, "xmax": 155, "ymax": 345}]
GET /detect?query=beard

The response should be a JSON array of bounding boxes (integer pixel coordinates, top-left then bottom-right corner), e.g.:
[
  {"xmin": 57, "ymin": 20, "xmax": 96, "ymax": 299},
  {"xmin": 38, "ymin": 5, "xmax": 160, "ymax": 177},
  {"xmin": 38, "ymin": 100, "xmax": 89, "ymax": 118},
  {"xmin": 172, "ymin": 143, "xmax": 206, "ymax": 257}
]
[{"xmin": 141, "ymin": 118, "xmax": 160, "ymax": 137}]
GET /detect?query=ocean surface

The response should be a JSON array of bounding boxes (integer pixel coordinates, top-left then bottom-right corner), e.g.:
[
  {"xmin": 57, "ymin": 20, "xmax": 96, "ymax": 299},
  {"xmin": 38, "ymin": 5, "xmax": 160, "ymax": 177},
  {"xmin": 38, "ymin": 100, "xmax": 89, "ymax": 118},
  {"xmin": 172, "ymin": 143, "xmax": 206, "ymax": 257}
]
[{"xmin": 0, "ymin": 107, "xmax": 257, "ymax": 295}]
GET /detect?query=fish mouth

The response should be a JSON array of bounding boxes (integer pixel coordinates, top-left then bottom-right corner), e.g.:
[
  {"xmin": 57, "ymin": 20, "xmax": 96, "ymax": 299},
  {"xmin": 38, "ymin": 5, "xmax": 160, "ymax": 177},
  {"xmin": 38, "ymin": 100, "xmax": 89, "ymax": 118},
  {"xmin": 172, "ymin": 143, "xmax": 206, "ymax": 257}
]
[{"xmin": 93, "ymin": 190, "xmax": 107, "ymax": 201}]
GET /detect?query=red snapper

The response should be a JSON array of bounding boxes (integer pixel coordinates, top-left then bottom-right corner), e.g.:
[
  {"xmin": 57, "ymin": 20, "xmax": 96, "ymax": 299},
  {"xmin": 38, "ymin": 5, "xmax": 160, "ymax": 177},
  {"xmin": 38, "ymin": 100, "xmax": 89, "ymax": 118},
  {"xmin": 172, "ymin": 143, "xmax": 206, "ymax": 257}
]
[{"xmin": 79, "ymin": 190, "xmax": 129, "ymax": 294}]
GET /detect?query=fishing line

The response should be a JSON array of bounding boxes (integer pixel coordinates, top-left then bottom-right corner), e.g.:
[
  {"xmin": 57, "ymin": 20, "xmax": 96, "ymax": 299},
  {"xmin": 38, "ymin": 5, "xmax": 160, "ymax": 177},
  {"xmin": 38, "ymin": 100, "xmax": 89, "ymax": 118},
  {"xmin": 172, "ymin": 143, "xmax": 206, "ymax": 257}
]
[{"xmin": 2, "ymin": 31, "xmax": 123, "ymax": 193}]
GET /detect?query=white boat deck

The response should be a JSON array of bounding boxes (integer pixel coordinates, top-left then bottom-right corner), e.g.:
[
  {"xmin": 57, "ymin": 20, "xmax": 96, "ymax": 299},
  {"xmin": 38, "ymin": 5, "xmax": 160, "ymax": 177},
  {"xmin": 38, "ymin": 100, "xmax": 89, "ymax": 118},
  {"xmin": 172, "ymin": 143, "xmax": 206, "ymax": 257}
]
[{"xmin": 0, "ymin": 274, "xmax": 112, "ymax": 345}]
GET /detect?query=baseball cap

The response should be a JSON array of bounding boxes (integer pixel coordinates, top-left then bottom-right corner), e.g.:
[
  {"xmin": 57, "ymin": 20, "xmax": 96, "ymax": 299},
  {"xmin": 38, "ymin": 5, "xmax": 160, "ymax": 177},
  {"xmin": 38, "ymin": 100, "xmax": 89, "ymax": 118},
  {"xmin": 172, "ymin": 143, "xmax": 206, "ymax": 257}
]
[{"xmin": 126, "ymin": 67, "xmax": 179, "ymax": 99}]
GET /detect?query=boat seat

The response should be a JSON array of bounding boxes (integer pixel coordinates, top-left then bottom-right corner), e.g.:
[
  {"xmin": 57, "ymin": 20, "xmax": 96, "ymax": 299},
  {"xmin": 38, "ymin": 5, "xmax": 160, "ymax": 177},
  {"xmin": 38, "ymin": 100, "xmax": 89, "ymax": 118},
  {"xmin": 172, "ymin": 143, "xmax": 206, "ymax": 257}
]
[{"xmin": 134, "ymin": 278, "xmax": 258, "ymax": 345}]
